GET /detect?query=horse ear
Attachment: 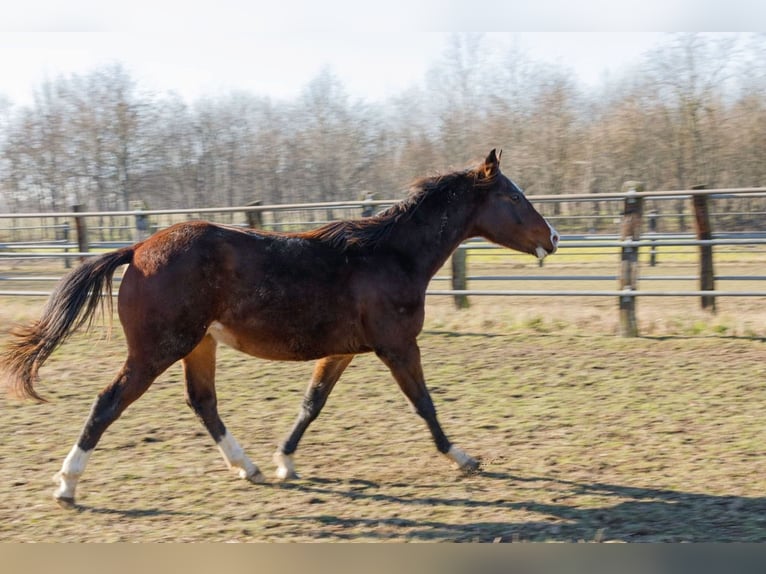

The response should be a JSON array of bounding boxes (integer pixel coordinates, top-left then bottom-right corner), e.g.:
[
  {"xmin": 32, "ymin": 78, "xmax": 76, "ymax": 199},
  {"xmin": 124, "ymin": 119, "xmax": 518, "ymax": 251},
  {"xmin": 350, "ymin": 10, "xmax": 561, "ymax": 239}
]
[{"xmin": 482, "ymin": 149, "xmax": 500, "ymax": 178}]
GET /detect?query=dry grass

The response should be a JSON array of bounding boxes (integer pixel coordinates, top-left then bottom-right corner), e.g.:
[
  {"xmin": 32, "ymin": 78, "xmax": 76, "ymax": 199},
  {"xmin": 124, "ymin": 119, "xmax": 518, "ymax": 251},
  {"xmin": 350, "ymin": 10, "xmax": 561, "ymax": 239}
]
[
  {"xmin": 0, "ymin": 250, "xmax": 764, "ymax": 542},
  {"xmin": 1, "ymin": 292, "xmax": 765, "ymax": 542}
]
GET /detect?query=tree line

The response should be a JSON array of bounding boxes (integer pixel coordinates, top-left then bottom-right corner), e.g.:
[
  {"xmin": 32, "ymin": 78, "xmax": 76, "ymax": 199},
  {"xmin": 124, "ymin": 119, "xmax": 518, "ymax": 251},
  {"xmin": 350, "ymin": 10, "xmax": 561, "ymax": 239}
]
[{"xmin": 1, "ymin": 33, "xmax": 764, "ymax": 214}]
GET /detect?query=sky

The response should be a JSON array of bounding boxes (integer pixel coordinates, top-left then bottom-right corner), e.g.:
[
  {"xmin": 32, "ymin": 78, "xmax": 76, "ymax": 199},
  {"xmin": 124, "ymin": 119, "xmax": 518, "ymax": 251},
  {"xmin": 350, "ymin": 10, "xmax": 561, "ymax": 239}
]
[{"xmin": 0, "ymin": 1, "xmax": 763, "ymax": 107}]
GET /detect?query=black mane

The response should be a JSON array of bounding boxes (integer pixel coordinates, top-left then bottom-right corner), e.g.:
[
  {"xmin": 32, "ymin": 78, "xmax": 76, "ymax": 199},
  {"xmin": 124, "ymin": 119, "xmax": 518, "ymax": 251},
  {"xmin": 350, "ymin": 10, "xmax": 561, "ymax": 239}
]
[{"xmin": 304, "ymin": 168, "xmax": 487, "ymax": 252}]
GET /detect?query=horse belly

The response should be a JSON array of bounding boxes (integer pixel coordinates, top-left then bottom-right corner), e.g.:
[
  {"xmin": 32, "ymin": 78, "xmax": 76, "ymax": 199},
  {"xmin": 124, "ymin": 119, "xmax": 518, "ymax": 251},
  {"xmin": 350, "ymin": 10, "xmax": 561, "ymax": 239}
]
[{"xmin": 206, "ymin": 319, "xmax": 366, "ymax": 361}]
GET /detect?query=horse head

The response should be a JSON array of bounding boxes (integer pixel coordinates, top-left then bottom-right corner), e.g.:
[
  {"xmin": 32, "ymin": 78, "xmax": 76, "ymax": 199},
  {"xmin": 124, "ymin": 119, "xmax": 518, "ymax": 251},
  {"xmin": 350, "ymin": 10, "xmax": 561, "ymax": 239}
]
[{"xmin": 471, "ymin": 149, "xmax": 559, "ymax": 260}]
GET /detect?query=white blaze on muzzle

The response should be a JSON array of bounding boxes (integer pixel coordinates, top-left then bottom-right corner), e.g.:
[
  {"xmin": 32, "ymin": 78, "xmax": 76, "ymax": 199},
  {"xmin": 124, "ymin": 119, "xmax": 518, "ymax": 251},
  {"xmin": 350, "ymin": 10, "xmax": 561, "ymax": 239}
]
[{"xmin": 536, "ymin": 220, "xmax": 560, "ymax": 260}]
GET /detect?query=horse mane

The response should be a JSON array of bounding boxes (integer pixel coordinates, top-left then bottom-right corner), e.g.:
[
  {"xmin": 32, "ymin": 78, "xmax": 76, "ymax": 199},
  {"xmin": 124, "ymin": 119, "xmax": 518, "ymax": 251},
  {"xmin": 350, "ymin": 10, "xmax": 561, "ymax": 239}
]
[{"xmin": 304, "ymin": 165, "xmax": 492, "ymax": 252}]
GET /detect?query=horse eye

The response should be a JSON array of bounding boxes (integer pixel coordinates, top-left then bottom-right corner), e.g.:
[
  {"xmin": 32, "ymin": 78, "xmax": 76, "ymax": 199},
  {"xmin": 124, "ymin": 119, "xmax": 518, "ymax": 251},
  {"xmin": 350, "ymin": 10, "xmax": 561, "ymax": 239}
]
[{"xmin": 509, "ymin": 193, "xmax": 521, "ymax": 203}]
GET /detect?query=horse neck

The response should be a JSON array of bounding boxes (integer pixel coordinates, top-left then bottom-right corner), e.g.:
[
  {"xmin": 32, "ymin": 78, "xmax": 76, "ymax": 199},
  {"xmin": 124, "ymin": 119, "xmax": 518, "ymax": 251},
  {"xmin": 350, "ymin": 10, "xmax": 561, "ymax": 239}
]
[{"xmin": 382, "ymin": 186, "xmax": 478, "ymax": 281}]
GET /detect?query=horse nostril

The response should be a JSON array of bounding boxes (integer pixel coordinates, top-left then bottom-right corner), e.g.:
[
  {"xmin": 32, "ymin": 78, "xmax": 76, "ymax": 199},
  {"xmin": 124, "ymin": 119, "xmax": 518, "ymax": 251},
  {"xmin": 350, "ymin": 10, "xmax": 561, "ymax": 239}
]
[{"xmin": 552, "ymin": 233, "xmax": 560, "ymax": 245}]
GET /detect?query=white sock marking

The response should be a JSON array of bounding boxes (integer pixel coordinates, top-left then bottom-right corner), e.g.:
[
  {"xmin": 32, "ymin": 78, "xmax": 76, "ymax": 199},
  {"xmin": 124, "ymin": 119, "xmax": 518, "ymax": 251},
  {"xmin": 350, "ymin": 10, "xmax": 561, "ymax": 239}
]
[
  {"xmin": 446, "ymin": 445, "xmax": 474, "ymax": 469},
  {"xmin": 273, "ymin": 451, "xmax": 298, "ymax": 480},
  {"xmin": 217, "ymin": 430, "xmax": 258, "ymax": 480},
  {"xmin": 53, "ymin": 444, "xmax": 91, "ymax": 500}
]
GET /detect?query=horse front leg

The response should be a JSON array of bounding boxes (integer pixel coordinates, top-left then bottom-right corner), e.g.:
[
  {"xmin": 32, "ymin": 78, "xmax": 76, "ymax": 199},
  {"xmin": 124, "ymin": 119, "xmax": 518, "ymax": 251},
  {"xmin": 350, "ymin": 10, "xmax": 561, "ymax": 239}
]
[
  {"xmin": 376, "ymin": 342, "xmax": 479, "ymax": 473},
  {"xmin": 183, "ymin": 335, "xmax": 264, "ymax": 484},
  {"xmin": 274, "ymin": 354, "xmax": 354, "ymax": 480}
]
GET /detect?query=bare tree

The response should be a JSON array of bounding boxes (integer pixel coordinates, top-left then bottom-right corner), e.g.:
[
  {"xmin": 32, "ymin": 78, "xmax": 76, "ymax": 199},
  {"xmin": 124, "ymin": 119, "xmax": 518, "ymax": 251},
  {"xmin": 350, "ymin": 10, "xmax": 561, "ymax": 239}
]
[
  {"xmin": 647, "ymin": 34, "xmax": 737, "ymax": 189},
  {"xmin": 426, "ymin": 33, "xmax": 488, "ymax": 167},
  {"xmin": 1, "ymin": 33, "xmax": 764, "ymax": 235}
]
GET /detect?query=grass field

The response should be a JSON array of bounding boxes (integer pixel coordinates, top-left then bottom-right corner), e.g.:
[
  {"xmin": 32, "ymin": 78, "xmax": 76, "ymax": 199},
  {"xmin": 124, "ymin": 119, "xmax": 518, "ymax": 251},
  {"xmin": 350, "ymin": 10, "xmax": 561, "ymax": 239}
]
[
  {"xmin": 1, "ymin": 291, "xmax": 765, "ymax": 542},
  {"xmin": 1, "ymin": 246, "xmax": 765, "ymax": 542}
]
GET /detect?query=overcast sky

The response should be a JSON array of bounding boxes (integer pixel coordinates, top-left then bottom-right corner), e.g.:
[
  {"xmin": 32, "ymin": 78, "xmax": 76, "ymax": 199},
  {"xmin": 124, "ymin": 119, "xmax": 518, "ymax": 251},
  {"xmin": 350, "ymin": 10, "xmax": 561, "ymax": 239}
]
[{"xmin": 1, "ymin": 1, "xmax": 762, "ymax": 106}]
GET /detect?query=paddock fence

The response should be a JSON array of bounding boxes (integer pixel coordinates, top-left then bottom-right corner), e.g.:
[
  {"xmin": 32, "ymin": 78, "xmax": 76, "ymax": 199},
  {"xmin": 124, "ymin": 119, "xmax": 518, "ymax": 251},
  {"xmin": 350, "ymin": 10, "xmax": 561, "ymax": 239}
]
[{"xmin": 1, "ymin": 186, "xmax": 765, "ymax": 336}]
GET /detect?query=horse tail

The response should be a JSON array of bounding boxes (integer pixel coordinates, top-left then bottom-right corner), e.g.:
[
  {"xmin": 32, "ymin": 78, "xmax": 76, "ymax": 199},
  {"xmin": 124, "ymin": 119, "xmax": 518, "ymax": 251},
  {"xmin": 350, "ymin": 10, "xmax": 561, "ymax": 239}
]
[{"xmin": 1, "ymin": 247, "xmax": 135, "ymax": 402}]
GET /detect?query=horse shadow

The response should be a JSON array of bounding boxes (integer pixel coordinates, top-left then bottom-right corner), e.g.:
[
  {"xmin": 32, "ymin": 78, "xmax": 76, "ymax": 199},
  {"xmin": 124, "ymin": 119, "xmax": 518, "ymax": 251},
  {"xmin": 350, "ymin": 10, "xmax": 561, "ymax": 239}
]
[
  {"xmin": 66, "ymin": 503, "xmax": 213, "ymax": 520},
  {"xmin": 277, "ymin": 471, "xmax": 766, "ymax": 542}
]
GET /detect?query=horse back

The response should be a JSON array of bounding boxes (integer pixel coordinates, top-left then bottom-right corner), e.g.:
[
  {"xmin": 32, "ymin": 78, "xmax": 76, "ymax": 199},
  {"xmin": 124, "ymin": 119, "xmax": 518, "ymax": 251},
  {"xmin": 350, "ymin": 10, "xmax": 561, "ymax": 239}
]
[{"xmin": 118, "ymin": 221, "xmax": 419, "ymax": 360}]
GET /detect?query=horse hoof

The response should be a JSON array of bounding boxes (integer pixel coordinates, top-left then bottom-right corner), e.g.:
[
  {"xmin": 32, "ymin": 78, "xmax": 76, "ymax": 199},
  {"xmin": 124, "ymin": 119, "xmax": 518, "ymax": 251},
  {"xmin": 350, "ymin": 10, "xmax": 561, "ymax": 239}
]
[
  {"xmin": 53, "ymin": 494, "xmax": 77, "ymax": 509},
  {"xmin": 273, "ymin": 452, "xmax": 299, "ymax": 481},
  {"xmin": 52, "ymin": 472, "xmax": 79, "ymax": 507},
  {"xmin": 275, "ymin": 468, "xmax": 300, "ymax": 482},
  {"xmin": 447, "ymin": 445, "xmax": 480, "ymax": 473},
  {"xmin": 242, "ymin": 469, "xmax": 267, "ymax": 484},
  {"xmin": 460, "ymin": 457, "xmax": 481, "ymax": 474}
]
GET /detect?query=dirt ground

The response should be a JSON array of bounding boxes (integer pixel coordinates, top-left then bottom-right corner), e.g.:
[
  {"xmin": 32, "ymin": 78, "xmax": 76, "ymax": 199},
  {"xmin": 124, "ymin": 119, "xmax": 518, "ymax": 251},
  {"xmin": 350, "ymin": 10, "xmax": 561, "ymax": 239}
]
[{"xmin": 0, "ymin": 290, "xmax": 764, "ymax": 542}]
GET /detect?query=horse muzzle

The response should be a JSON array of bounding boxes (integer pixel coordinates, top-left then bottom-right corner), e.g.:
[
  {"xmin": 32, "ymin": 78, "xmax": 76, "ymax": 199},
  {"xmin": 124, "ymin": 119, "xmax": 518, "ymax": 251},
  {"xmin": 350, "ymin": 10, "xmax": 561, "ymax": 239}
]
[{"xmin": 535, "ymin": 224, "xmax": 560, "ymax": 260}]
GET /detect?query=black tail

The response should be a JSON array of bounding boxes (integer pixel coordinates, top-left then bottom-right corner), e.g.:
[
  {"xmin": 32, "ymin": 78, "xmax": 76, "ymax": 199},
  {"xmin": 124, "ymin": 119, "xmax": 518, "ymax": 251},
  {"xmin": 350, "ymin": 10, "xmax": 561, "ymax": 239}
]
[{"xmin": 0, "ymin": 247, "xmax": 134, "ymax": 402}]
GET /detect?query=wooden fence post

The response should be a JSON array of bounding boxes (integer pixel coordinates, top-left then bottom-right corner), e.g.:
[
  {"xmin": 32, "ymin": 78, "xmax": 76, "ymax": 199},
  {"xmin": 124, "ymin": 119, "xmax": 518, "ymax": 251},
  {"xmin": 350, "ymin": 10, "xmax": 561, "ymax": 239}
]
[
  {"xmin": 246, "ymin": 200, "xmax": 263, "ymax": 229},
  {"xmin": 131, "ymin": 200, "xmax": 150, "ymax": 242},
  {"xmin": 451, "ymin": 245, "xmax": 469, "ymax": 309},
  {"xmin": 618, "ymin": 181, "xmax": 644, "ymax": 337},
  {"xmin": 71, "ymin": 204, "xmax": 89, "ymax": 263},
  {"xmin": 691, "ymin": 185, "xmax": 716, "ymax": 312}
]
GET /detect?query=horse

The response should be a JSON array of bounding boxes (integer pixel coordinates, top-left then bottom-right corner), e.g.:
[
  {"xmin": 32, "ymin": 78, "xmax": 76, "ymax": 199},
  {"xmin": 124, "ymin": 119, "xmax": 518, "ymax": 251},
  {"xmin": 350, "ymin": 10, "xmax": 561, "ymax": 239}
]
[{"xmin": 0, "ymin": 149, "xmax": 559, "ymax": 507}]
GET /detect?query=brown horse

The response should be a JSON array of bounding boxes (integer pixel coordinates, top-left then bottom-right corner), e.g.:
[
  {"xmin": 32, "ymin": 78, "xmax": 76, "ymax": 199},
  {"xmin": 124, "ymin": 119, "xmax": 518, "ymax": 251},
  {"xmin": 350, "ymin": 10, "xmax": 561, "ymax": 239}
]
[{"xmin": 1, "ymin": 150, "xmax": 558, "ymax": 506}]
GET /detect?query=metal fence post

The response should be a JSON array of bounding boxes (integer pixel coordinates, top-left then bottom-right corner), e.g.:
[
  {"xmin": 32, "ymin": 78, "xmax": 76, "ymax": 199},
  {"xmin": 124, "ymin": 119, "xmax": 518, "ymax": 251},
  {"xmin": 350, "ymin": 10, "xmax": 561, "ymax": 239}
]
[
  {"xmin": 61, "ymin": 220, "xmax": 71, "ymax": 269},
  {"xmin": 618, "ymin": 181, "xmax": 644, "ymax": 337},
  {"xmin": 648, "ymin": 209, "xmax": 658, "ymax": 267},
  {"xmin": 361, "ymin": 191, "xmax": 375, "ymax": 217},
  {"xmin": 691, "ymin": 185, "xmax": 716, "ymax": 312}
]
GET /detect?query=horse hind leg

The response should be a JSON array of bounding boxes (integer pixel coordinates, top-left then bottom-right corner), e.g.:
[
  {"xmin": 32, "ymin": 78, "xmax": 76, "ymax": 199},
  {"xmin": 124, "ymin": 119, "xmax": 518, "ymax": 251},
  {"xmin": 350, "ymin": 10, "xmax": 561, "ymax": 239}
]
[
  {"xmin": 183, "ymin": 335, "xmax": 264, "ymax": 484},
  {"xmin": 274, "ymin": 354, "xmax": 353, "ymax": 480},
  {"xmin": 53, "ymin": 359, "xmax": 163, "ymax": 507}
]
